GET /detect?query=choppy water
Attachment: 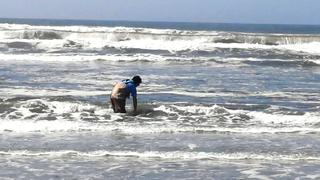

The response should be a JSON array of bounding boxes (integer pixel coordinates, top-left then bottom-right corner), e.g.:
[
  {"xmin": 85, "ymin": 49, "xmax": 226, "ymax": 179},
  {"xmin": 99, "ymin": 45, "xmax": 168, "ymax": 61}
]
[{"xmin": 1, "ymin": 19, "xmax": 320, "ymax": 179}]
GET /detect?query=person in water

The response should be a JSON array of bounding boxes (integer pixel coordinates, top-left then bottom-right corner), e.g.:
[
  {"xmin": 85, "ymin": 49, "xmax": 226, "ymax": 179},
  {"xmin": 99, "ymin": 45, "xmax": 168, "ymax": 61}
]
[{"xmin": 110, "ymin": 76, "xmax": 142, "ymax": 113}]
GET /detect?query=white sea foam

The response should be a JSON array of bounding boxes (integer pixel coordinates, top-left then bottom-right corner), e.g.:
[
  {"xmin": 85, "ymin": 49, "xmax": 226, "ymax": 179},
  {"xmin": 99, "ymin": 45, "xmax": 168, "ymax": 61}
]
[
  {"xmin": 1, "ymin": 150, "xmax": 319, "ymax": 161},
  {"xmin": 280, "ymin": 42, "xmax": 320, "ymax": 54},
  {"xmin": 0, "ymin": 23, "xmax": 219, "ymax": 35},
  {"xmin": 170, "ymin": 104, "xmax": 320, "ymax": 126},
  {"xmin": 1, "ymin": 98, "xmax": 320, "ymax": 134},
  {"xmin": 1, "ymin": 23, "xmax": 320, "ymax": 56},
  {"xmin": 0, "ymin": 87, "xmax": 106, "ymax": 97},
  {"xmin": 1, "ymin": 118, "xmax": 320, "ymax": 134},
  {"xmin": 247, "ymin": 111, "xmax": 320, "ymax": 126},
  {"xmin": 0, "ymin": 119, "xmax": 103, "ymax": 133},
  {"xmin": 17, "ymin": 99, "xmax": 96, "ymax": 114},
  {"xmin": 0, "ymin": 53, "xmax": 209, "ymax": 62},
  {"xmin": 1, "ymin": 52, "xmax": 319, "ymax": 67},
  {"xmin": 1, "ymin": 114, "xmax": 320, "ymax": 134}
]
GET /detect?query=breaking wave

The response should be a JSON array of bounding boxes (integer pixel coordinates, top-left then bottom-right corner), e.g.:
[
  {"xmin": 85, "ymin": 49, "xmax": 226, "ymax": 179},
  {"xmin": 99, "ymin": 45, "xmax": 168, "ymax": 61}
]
[
  {"xmin": 1, "ymin": 150, "xmax": 319, "ymax": 161},
  {"xmin": 1, "ymin": 23, "xmax": 320, "ymax": 66},
  {"xmin": 1, "ymin": 98, "xmax": 320, "ymax": 134},
  {"xmin": 1, "ymin": 23, "xmax": 320, "ymax": 53},
  {"xmin": 1, "ymin": 23, "xmax": 320, "ymax": 44}
]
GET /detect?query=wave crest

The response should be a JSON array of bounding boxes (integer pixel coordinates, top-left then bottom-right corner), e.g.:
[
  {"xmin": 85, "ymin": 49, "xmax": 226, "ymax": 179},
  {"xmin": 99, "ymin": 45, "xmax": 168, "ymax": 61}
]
[
  {"xmin": 1, "ymin": 99, "xmax": 319, "ymax": 134},
  {"xmin": 1, "ymin": 150, "xmax": 319, "ymax": 161},
  {"xmin": 20, "ymin": 30, "xmax": 63, "ymax": 39}
]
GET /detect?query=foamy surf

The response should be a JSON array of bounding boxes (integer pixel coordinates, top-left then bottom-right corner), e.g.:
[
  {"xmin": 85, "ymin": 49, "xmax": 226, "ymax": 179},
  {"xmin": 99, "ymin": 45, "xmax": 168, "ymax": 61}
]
[
  {"xmin": 1, "ymin": 22, "xmax": 320, "ymax": 66},
  {"xmin": 1, "ymin": 98, "xmax": 319, "ymax": 134},
  {"xmin": 1, "ymin": 150, "xmax": 319, "ymax": 162}
]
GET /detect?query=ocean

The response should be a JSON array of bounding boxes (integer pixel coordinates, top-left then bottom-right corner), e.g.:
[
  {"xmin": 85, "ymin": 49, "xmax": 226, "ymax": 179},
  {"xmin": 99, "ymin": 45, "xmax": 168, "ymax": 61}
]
[{"xmin": 0, "ymin": 18, "xmax": 320, "ymax": 179}]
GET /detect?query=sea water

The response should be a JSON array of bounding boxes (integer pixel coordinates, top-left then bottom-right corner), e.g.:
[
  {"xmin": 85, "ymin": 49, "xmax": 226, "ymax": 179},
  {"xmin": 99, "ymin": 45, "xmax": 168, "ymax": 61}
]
[{"xmin": 0, "ymin": 18, "xmax": 320, "ymax": 179}]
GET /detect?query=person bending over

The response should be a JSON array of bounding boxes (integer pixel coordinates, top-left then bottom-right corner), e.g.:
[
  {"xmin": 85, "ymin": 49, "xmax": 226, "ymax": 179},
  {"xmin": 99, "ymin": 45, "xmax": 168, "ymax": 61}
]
[{"xmin": 110, "ymin": 76, "xmax": 142, "ymax": 113}]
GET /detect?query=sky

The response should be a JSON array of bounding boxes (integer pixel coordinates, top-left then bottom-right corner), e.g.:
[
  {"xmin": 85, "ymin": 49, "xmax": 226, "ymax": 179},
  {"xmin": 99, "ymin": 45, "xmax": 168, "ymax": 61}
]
[{"xmin": 0, "ymin": 0, "xmax": 319, "ymax": 25}]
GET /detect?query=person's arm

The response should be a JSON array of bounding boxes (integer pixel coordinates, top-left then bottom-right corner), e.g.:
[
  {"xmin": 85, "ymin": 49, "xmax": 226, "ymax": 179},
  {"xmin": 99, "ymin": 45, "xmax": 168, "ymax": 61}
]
[{"xmin": 132, "ymin": 96, "xmax": 137, "ymax": 113}]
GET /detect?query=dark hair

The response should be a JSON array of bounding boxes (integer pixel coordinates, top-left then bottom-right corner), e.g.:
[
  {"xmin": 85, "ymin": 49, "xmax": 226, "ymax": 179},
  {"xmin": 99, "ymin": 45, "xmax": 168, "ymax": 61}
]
[{"xmin": 132, "ymin": 76, "xmax": 142, "ymax": 85}]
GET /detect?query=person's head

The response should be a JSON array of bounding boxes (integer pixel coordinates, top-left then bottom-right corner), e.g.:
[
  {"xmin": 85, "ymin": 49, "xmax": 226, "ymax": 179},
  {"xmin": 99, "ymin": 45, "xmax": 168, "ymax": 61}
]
[{"xmin": 132, "ymin": 76, "xmax": 142, "ymax": 86}]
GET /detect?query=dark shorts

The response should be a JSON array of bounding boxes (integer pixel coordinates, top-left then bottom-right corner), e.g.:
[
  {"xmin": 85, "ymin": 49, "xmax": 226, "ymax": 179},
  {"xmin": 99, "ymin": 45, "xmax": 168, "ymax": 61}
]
[{"xmin": 110, "ymin": 97, "xmax": 126, "ymax": 113}]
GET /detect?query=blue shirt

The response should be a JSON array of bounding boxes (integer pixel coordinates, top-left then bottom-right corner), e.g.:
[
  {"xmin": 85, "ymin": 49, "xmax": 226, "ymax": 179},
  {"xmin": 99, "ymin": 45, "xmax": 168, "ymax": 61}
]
[{"xmin": 122, "ymin": 80, "xmax": 137, "ymax": 97}]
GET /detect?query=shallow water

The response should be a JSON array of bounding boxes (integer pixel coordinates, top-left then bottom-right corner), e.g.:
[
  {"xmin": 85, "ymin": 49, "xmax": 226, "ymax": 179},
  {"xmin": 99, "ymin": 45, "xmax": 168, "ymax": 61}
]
[
  {"xmin": 1, "ymin": 60, "xmax": 320, "ymax": 179},
  {"xmin": 1, "ymin": 20, "xmax": 320, "ymax": 179}
]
